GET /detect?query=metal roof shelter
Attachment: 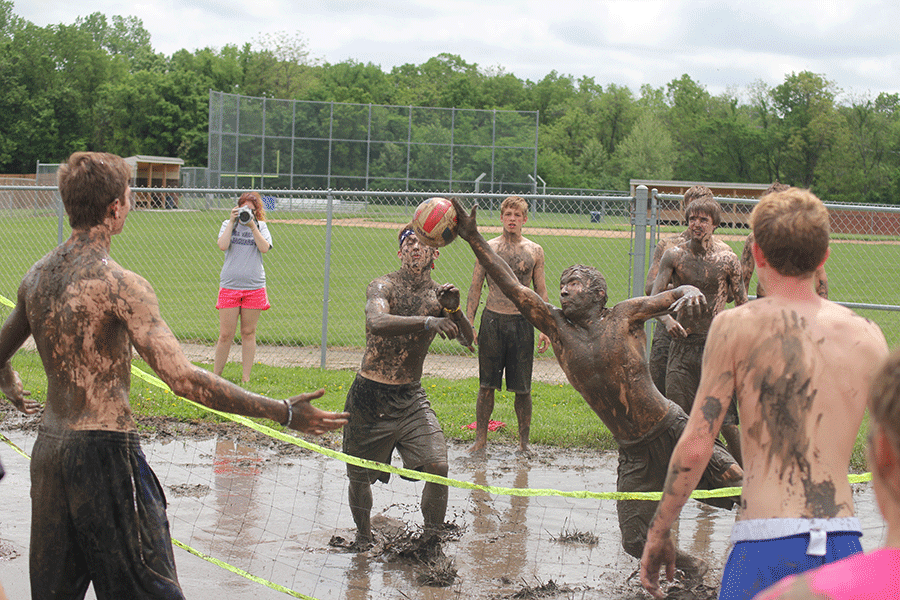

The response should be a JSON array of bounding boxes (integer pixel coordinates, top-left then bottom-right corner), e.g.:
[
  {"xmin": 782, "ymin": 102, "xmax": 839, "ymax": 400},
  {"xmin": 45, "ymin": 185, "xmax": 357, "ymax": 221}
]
[
  {"xmin": 629, "ymin": 179, "xmax": 770, "ymax": 199},
  {"xmin": 125, "ymin": 155, "xmax": 184, "ymax": 208}
]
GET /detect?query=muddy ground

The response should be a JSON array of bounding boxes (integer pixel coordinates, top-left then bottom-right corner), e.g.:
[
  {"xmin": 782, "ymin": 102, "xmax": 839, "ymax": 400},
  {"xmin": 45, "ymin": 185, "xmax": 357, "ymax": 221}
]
[{"xmin": 0, "ymin": 404, "xmax": 886, "ymax": 600}]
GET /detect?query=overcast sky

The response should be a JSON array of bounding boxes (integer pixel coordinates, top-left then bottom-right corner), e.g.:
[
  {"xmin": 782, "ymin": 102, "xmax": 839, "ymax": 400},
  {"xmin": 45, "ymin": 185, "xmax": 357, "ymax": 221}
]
[{"xmin": 16, "ymin": 0, "xmax": 900, "ymax": 101}]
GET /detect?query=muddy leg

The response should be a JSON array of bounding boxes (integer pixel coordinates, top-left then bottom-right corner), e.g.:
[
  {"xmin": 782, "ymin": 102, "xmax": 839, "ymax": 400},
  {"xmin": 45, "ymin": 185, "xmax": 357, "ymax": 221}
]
[
  {"xmin": 420, "ymin": 462, "xmax": 449, "ymax": 535},
  {"xmin": 514, "ymin": 391, "xmax": 532, "ymax": 455},
  {"xmin": 348, "ymin": 478, "xmax": 373, "ymax": 546},
  {"xmin": 468, "ymin": 388, "xmax": 494, "ymax": 455}
]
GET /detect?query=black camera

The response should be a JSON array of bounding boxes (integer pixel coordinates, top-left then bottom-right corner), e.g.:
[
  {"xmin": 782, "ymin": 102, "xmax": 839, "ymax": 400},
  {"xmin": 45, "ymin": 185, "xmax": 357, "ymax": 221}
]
[{"xmin": 237, "ymin": 206, "xmax": 254, "ymax": 224}]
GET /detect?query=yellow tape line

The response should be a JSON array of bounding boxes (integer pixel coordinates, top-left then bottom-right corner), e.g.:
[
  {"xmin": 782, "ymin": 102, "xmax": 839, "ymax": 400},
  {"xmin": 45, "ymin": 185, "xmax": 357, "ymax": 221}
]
[
  {"xmin": 0, "ymin": 291, "xmax": 875, "ymax": 598},
  {"xmin": 172, "ymin": 539, "xmax": 313, "ymax": 599}
]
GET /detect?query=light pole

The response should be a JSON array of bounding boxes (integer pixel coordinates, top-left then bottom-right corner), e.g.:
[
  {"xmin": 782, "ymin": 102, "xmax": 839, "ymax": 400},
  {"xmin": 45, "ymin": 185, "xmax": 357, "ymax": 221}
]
[{"xmin": 474, "ymin": 172, "xmax": 486, "ymax": 193}]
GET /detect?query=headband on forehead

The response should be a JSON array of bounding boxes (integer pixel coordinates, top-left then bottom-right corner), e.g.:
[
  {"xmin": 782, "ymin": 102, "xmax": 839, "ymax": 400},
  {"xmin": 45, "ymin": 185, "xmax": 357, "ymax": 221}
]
[{"xmin": 399, "ymin": 228, "xmax": 416, "ymax": 248}]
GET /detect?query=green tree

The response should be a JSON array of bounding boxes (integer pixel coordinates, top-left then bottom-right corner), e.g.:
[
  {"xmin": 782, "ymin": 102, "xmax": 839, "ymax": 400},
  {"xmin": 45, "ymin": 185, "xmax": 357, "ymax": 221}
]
[
  {"xmin": 613, "ymin": 112, "xmax": 676, "ymax": 183},
  {"xmin": 75, "ymin": 12, "xmax": 161, "ymax": 71},
  {"xmin": 241, "ymin": 31, "xmax": 319, "ymax": 98},
  {"xmin": 771, "ymin": 71, "xmax": 842, "ymax": 187},
  {"xmin": 310, "ymin": 60, "xmax": 394, "ymax": 104}
]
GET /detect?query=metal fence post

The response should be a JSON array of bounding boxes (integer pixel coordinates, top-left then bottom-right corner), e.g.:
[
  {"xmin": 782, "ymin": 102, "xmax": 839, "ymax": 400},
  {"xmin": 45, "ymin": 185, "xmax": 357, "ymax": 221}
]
[
  {"xmin": 632, "ymin": 185, "xmax": 649, "ymax": 299},
  {"xmin": 320, "ymin": 189, "xmax": 335, "ymax": 368}
]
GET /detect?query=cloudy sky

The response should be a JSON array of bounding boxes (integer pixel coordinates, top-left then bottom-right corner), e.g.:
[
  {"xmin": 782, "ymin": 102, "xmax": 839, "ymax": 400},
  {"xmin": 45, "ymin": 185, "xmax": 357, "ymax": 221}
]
[{"xmin": 16, "ymin": 0, "xmax": 900, "ymax": 100}]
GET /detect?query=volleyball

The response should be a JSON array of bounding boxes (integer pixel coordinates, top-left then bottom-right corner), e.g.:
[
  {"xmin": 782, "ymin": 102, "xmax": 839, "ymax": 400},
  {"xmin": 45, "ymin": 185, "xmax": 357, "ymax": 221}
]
[{"xmin": 412, "ymin": 197, "xmax": 458, "ymax": 247}]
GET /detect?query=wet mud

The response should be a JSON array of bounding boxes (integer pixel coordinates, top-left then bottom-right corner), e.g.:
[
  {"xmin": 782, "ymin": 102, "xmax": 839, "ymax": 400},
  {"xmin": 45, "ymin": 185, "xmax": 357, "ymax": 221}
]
[{"xmin": 0, "ymin": 412, "xmax": 886, "ymax": 600}]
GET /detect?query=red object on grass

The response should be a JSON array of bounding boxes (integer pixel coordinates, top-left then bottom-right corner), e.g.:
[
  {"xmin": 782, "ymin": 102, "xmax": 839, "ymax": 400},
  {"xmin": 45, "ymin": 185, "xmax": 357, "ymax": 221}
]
[{"xmin": 463, "ymin": 420, "xmax": 506, "ymax": 431}]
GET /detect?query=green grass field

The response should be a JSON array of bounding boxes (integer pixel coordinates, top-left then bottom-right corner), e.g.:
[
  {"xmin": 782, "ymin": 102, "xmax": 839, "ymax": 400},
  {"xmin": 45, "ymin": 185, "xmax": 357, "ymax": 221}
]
[
  {"xmin": 4, "ymin": 348, "xmax": 873, "ymax": 472},
  {"xmin": 2, "ymin": 205, "xmax": 893, "ymax": 472},
  {"xmin": 4, "ymin": 207, "xmax": 900, "ymax": 349}
]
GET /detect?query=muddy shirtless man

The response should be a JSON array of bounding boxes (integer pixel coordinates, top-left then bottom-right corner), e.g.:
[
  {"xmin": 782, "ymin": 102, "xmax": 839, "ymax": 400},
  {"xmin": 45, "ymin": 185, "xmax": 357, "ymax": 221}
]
[
  {"xmin": 742, "ymin": 183, "xmax": 828, "ymax": 300},
  {"xmin": 651, "ymin": 195, "xmax": 747, "ymax": 465},
  {"xmin": 644, "ymin": 185, "xmax": 736, "ymax": 398},
  {"xmin": 450, "ymin": 198, "xmax": 742, "ymax": 575},
  {"xmin": 0, "ymin": 152, "xmax": 348, "ymax": 600},
  {"xmin": 343, "ymin": 224, "xmax": 474, "ymax": 548},
  {"xmin": 641, "ymin": 187, "xmax": 888, "ymax": 600},
  {"xmin": 466, "ymin": 196, "xmax": 550, "ymax": 456}
]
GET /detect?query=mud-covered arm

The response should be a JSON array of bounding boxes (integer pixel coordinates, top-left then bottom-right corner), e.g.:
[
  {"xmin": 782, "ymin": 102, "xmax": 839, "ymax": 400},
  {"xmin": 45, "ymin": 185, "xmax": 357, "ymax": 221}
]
[
  {"xmin": 120, "ymin": 270, "xmax": 347, "ymax": 434},
  {"xmin": 740, "ymin": 233, "xmax": 755, "ymax": 295},
  {"xmin": 627, "ymin": 285, "xmax": 706, "ymax": 325},
  {"xmin": 650, "ymin": 249, "xmax": 682, "ymax": 334},
  {"xmin": 436, "ymin": 283, "xmax": 475, "ymax": 349},
  {"xmin": 531, "ymin": 246, "xmax": 552, "ymax": 353},
  {"xmin": 466, "ymin": 261, "xmax": 486, "ymax": 327},
  {"xmin": 0, "ymin": 285, "xmax": 39, "ymax": 414},
  {"xmin": 640, "ymin": 310, "xmax": 737, "ymax": 598},
  {"xmin": 451, "ymin": 199, "xmax": 559, "ymax": 340},
  {"xmin": 365, "ymin": 279, "xmax": 454, "ymax": 341},
  {"xmin": 728, "ymin": 254, "xmax": 749, "ymax": 306},
  {"xmin": 644, "ymin": 240, "xmax": 668, "ymax": 296}
]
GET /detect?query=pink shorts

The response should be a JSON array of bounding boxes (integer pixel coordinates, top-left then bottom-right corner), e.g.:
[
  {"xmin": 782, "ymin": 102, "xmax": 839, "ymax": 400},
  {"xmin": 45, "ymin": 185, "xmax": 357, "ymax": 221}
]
[{"xmin": 216, "ymin": 287, "xmax": 270, "ymax": 310}]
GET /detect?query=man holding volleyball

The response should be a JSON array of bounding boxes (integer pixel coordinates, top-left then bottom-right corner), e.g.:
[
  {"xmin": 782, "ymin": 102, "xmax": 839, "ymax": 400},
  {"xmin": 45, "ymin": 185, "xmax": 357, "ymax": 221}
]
[
  {"xmin": 450, "ymin": 198, "xmax": 742, "ymax": 577},
  {"xmin": 0, "ymin": 152, "xmax": 348, "ymax": 599},
  {"xmin": 342, "ymin": 223, "xmax": 474, "ymax": 549}
]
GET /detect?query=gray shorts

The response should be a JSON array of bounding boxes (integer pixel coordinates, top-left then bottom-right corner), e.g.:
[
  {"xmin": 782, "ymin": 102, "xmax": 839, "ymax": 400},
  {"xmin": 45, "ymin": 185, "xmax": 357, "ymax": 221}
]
[
  {"xmin": 478, "ymin": 309, "xmax": 534, "ymax": 393},
  {"xmin": 616, "ymin": 403, "xmax": 741, "ymax": 558},
  {"xmin": 666, "ymin": 334, "xmax": 738, "ymax": 426},
  {"xmin": 342, "ymin": 374, "xmax": 448, "ymax": 485},
  {"xmin": 648, "ymin": 322, "xmax": 672, "ymax": 396}
]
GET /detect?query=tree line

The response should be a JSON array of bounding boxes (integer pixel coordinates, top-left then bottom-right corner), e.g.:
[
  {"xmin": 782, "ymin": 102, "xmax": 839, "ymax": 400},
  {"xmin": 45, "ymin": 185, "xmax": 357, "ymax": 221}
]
[{"xmin": 3, "ymin": 2, "xmax": 900, "ymax": 203}]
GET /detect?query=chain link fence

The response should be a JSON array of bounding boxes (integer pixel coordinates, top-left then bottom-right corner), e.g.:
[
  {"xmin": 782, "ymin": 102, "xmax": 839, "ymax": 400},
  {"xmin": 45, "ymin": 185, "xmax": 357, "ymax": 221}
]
[
  {"xmin": 2, "ymin": 185, "xmax": 899, "ymax": 380},
  {"xmin": 208, "ymin": 91, "xmax": 540, "ymax": 194}
]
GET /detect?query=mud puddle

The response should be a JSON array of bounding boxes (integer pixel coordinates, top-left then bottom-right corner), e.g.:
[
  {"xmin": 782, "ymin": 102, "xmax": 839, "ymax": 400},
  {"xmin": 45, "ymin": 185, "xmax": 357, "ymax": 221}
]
[{"xmin": 0, "ymin": 424, "xmax": 886, "ymax": 600}]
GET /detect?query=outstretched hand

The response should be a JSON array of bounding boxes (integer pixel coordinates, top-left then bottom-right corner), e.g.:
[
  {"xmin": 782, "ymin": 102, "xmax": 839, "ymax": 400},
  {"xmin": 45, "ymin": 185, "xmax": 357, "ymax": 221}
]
[
  {"xmin": 449, "ymin": 198, "xmax": 478, "ymax": 241},
  {"xmin": 670, "ymin": 286, "xmax": 706, "ymax": 321},
  {"xmin": 286, "ymin": 388, "xmax": 350, "ymax": 435},
  {"xmin": 0, "ymin": 369, "xmax": 39, "ymax": 415}
]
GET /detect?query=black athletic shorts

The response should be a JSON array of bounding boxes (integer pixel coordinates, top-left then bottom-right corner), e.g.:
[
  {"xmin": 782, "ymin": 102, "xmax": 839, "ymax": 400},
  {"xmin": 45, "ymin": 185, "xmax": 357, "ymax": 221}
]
[
  {"xmin": 478, "ymin": 309, "xmax": 534, "ymax": 393},
  {"xmin": 30, "ymin": 426, "xmax": 185, "ymax": 600}
]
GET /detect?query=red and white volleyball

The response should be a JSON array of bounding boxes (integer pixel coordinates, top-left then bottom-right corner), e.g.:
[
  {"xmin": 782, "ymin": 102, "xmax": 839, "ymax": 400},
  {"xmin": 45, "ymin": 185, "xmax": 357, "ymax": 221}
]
[{"xmin": 412, "ymin": 197, "xmax": 458, "ymax": 247}]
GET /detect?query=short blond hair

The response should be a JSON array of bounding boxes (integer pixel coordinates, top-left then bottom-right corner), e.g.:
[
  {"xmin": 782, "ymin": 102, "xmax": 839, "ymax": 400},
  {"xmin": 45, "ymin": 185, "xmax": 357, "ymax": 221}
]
[
  {"xmin": 501, "ymin": 195, "xmax": 528, "ymax": 216},
  {"xmin": 750, "ymin": 187, "xmax": 829, "ymax": 276}
]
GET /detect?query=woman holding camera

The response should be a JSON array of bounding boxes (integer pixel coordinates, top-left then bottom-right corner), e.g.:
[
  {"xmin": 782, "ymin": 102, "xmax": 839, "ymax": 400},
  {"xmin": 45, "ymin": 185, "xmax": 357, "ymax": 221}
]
[{"xmin": 214, "ymin": 192, "xmax": 273, "ymax": 383}]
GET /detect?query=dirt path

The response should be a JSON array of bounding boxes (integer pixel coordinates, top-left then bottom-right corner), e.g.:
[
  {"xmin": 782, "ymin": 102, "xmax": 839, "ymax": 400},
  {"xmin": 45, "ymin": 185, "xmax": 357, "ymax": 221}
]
[{"xmin": 179, "ymin": 341, "xmax": 569, "ymax": 385}]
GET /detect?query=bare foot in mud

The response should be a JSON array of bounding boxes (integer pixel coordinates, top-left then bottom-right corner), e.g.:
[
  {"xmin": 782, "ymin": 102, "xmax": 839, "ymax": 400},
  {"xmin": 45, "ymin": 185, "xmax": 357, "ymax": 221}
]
[
  {"xmin": 466, "ymin": 443, "xmax": 487, "ymax": 458},
  {"xmin": 515, "ymin": 446, "xmax": 535, "ymax": 459},
  {"xmin": 327, "ymin": 534, "xmax": 374, "ymax": 552}
]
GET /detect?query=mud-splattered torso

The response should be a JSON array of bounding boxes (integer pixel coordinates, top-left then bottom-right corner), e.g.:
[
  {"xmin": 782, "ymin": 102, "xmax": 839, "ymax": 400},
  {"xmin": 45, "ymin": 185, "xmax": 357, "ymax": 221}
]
[
  {"xmin": 709, "ymin": 297, "xmax": 887, "ymax": 520},
  {"xmin": 358, "ymin": 270, "xmax": 444, "ymax": 384},
  {"xmin": 549, "ymin": 302, "xmax": 672, "ymax": 442},
  {"xmin": 663, "ymin": 241, "xmax": 743, "ymax": 336},
  {"xmin": 20, "ymin": 237, "xmax": 135, "ymax": 431},
  {"xmin": 482, "ymin": 236, "xmax": 543, "ymax": 315}
]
